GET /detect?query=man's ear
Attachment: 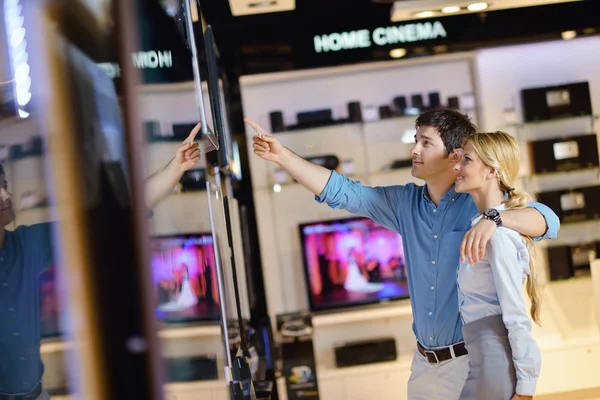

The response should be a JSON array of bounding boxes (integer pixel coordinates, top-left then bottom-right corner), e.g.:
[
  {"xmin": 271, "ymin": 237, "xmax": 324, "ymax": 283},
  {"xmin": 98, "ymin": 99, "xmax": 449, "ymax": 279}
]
[{"xmin": 449, "ymin": 148, "xmax": 463, "ymax": 164}]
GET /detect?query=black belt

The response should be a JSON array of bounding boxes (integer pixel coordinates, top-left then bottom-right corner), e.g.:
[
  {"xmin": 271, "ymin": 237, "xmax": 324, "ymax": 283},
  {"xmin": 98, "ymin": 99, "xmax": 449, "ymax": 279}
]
[
  {"xmin": 417, "ymin": 341, "xmax": 468, "ymax": 364},
  {"xmin": 0, "ymin": 384, "xmax": 42, "ymax": 400}
]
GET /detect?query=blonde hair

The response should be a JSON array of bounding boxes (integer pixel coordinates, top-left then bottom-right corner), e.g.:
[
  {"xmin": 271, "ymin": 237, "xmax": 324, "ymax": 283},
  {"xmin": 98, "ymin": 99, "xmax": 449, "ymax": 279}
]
[{"xmin": 463, "ymin": 131, "xmax": 541, "ymax": 325}]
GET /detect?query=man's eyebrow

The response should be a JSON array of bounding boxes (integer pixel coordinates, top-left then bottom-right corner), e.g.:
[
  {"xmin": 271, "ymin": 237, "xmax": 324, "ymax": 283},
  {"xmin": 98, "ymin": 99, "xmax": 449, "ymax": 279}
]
[{"xmin": 416, "ymin": 134, "xmax": 434, "ymax": 141}]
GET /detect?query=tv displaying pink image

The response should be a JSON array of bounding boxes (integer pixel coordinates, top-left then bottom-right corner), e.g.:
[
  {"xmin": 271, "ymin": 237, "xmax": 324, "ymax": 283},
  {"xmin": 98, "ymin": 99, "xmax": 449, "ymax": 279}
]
[
  {"xmin": 299, "ymin": 217, "xmax": 409, "ymax": 311},
  {"xmin": 40, "ymin": 265, "xmax": 61, "ymax": 338},
  {"xmin": 151, "ymin": 233, "xmax": 220, "ymax": 323}
]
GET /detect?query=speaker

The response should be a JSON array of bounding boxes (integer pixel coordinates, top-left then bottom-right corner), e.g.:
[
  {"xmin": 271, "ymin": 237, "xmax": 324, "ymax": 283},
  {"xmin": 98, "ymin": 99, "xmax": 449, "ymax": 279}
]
[
  {"xmin": 144, "ymin": 120, "xmax": 161, "ymax": 139},
  {"xmin": 379, "ymin": 105, "xmax": 393, "ymax": 119},
  {"xmin": 306, "ymin": 155, "xmax": 340, "ymax": 171},
  {"xmin": 447, "ymin": 96, "xmax": 460, "ymax": 110},
  {"xmin": 269, "ymin": 111, "xmax": 285, "ymax": 133},
  {"xmin": 297, "ymin": 109, "xmax": 333, "ymax": 127},
  {"xmin": 347, "ymin": 101, "xmax": 363, "ymax": 122},
  {"xmin": 547, "ymin": 246, "xmax": 573, "ymax": 281},
  {"xmin": 334, "ymin": 337, "xmax": 397, "ymax": 368},
  {"xmin": 428, "ymin": 92, "xmax": 441, "ymax": 109},
  {"xmin": 411, "ymin": 94, "xmax": 423, "ymax": 109},
  {"xmin": 172, "ymin": 123, "xmax": 199, "ymax": 140},
  {"xmin": 393, "ymin": 96, "xmax": 407, "ymax": 113},
  {"xmin": 164, "ymin": 355, "xmax": 218, "ymax": 382}
]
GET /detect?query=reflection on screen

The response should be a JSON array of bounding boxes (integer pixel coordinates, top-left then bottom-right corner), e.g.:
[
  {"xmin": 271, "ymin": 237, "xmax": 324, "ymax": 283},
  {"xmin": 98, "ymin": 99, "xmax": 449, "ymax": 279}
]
[
  {"xmin": 40, "ymin": 266, "xmax": 60, "ymax": 338},
  {"xmin": 300, "ymin": 217, "xmax": 409, "ymax": 311},
  {"xmin": 151, "ymin": 234, "xmax": 220, "ymax": 323}
]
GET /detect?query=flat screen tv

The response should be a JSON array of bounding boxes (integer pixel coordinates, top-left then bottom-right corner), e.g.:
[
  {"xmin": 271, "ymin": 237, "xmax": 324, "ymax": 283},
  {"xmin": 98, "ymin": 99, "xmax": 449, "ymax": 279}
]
[
  {"xmin": 299, "ymin": 217, "xmax": 409, "ymax": 312},
  {"xmin": 151, "ymin": 233, "xmax": 220, "ymax": 323}
]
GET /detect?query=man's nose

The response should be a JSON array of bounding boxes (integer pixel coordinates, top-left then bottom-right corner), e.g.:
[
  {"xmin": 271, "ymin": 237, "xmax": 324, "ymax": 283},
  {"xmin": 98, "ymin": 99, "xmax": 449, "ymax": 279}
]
[{"xmin": 411, "ymin": 144, "xmax": 420, "ymax": 156}]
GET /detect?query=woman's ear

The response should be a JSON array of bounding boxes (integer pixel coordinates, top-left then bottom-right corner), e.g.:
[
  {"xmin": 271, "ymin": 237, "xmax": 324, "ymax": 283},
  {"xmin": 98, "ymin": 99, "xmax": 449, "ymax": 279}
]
[{"xmin": 487, "ymin": 168, "xmax": 497, "ymax": 179}]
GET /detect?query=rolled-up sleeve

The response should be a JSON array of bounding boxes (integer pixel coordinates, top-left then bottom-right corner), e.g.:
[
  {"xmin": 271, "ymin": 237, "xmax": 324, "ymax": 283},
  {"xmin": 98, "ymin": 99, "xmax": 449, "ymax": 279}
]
[
  {"xmin": 315, "ymin": 170, "xmax": 405, "ymax": 233},
  {"xmin": 527, "ymin": 201, "xmax": 560, "ymax": 241}
]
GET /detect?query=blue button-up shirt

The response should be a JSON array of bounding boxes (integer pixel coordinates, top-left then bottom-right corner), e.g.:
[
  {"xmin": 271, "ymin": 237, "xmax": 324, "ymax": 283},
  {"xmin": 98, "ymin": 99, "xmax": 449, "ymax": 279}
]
[
  {"xmin": 316, "ymin": 171, "xmax": 559, "ymax": 348},
  {"xmin": 0, "ymin": 223, "xmax": 53, "ymax": 394},
  {"xmin": 458, "ymin": 204, "xmax": 541, "ymax": 395}
]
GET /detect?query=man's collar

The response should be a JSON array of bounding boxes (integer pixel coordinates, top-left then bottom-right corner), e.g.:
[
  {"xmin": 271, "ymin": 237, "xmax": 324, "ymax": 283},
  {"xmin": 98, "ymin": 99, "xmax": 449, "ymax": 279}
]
[{"xmin": 422, "ymin": 183, "xmax": 458, "ymax": 202}]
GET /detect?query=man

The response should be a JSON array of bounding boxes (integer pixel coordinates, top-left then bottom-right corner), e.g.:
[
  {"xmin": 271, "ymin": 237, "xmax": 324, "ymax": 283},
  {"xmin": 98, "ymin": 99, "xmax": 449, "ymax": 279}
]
[
  {"xmin": 0, "ymin": 124, "xmax": 202, "ymax": 399},
  {"xmin": 245, "ymin": 109, "xmax": 559, "ymax": 400}
]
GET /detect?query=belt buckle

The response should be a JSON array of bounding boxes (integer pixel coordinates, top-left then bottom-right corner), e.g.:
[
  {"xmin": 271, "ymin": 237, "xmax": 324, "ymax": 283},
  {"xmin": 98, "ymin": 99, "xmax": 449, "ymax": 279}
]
[{"xmin": 424, "ymin": 349, "xmax": 440, "ymax": 364}]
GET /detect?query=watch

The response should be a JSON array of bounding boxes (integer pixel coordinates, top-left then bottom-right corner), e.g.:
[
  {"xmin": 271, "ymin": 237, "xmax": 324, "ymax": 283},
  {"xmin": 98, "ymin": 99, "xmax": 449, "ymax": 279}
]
[{"xmin": 482, "ymin": 208, "xmax": 502, "ymax": 227}]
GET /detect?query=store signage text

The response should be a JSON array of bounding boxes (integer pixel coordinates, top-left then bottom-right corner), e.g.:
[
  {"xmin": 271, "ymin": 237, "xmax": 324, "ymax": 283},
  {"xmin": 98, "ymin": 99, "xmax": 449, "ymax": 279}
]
[
  {"xmin": 313, "ymin": 21, "xmax": 447, "ymax": 53},
  {"xmin": 97, "ymin": 50, "xmax": 174, "ymax": 79}
]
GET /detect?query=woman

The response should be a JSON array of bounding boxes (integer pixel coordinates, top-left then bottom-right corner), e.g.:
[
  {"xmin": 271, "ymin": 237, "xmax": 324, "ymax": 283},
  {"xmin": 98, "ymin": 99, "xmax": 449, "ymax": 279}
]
[{"xmin": 453, "ymin": 132, "xmax": 541, "ymax": 400}]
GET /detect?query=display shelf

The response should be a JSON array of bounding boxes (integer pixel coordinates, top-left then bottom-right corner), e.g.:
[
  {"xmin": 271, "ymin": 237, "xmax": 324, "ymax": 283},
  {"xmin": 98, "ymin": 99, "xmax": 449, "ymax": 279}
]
[
  {"xmin": 158, "ymin": 323, "xmax": 222, "ymax": 339},
  {"xmin": 362, "ymin": 116, "xmax": 416, "ymax": 173},
  {"xmin": 41, "ymin": 339, "xmax": 73, "ymax": 354},
  {"xmin": 252, "ymin": 122, "xmax": 366, "ymax": 190},
  {"xmin": 525, "ymin": 167, "xmax": 600, "ymax": 179},
  {"xmin": 312, "ymin": 300, "xmax": 412, "ymax": 328},
  {"xmin": 317, "ymin": 356, "xmax": 412, "ymax": 379},
  {"xmin": 515, "ymin": 114, "xmax": 596, "ymax": 142},
  {"xmin": 521, "ymin": 114, "xmax": 598, "ymax": 126},
  {"xmin": 362, "ymin": 114, "xmax": 418, "ymax": 127}
]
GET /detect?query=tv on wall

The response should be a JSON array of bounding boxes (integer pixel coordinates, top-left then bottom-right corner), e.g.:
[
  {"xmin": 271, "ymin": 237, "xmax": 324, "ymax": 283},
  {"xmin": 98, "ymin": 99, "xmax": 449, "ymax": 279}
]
[
  {"xmin": 299, "ymin": 217, "xmax": 409, "ymax": 312},
  {"xmin": 151, "ymin": 233, "xmax": 220, "ymax": 324}
]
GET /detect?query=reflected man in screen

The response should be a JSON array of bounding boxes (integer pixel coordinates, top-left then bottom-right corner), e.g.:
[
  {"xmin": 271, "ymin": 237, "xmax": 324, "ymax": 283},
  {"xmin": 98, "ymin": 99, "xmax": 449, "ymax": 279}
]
[{"xmin": 0, "ymin": 124, "xmax": 202, "ymax": 399}]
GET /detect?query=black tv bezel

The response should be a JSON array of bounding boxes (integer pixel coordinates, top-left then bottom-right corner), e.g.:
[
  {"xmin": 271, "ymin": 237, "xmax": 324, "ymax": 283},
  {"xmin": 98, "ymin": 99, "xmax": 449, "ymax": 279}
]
[
  {"xmin": 151, "ymin": 231, "xmax": 221, "ymax": 324},
  {"xmin": 297, "ymin": 216, "xmax": 410, "ymax": 313}
]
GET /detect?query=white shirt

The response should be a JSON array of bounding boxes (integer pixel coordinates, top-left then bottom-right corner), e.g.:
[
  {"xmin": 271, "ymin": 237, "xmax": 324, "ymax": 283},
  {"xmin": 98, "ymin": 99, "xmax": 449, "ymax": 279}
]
[{"xmin": 457, "ymin": 204, "xmax": 541, "ymax": 396}]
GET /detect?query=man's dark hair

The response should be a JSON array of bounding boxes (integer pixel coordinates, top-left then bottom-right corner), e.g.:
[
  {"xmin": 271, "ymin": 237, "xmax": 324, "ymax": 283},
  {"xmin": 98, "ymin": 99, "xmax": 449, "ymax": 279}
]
[
  {"xmin": 415, "ymin": 108, "xmax": 477, "ymax": 157},
  {"xmin": 0, "ymin": 163, "xmax": 3, "ymax": 178}
]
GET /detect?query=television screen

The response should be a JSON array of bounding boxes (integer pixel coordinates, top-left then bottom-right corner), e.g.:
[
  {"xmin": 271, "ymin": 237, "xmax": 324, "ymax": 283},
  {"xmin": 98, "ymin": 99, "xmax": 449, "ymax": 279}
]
[
  {"xmin": 299, "ymin": 217, "xmax": 409, "ymax": 311},
  {"xmin": 40, "ymin": 265, "xmax": 61, "ymax": 339},
  {"xmin": 151, "ymin": 233, "xmax": 220, "ymax": 323}
]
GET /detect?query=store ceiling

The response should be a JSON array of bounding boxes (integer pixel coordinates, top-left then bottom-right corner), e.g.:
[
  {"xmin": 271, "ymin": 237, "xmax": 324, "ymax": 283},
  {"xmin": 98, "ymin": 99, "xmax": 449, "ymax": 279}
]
[
  {"xmin": 197, "ymin": 0, "xmax": 598, "ymax": 76},
  {"xmin": 221, "ymin": 0, "xmax": 583, "ymax": 19}
]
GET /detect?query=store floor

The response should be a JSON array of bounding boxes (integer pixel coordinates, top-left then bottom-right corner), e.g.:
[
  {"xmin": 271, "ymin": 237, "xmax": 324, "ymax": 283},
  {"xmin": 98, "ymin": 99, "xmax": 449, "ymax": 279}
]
[{"xmin": 539, "ymin": 388, "xmax": 600, "ymax": 400}]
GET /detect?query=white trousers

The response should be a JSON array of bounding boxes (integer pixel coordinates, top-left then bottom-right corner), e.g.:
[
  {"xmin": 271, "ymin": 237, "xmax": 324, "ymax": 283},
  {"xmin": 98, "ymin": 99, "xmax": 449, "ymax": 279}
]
[{"xmin": 407, "ymin": 349, "xmax": 470, "ymax": 400}]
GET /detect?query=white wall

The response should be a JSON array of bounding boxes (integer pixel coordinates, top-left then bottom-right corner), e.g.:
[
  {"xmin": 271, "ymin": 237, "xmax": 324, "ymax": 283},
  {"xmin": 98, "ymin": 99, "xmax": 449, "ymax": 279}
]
[{"xmin": 475, "ymin": 36, "xmax": 600, "ymax": 133}]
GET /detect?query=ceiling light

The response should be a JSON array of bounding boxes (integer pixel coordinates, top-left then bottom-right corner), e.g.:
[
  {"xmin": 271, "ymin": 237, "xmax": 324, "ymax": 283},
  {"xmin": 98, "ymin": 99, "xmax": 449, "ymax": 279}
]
[
  {"xmin": 561, "ymin": 30, "xmax": 577, "ymax": 40},
  {"xmin": 414, "ymin": 10, "xmax": 435, "ymax": 18},
  {"xmin": 390, "ymin": 48, "xmax": 407, "ymax": 59},
  {"xmin": 442, "ymin": 6, "xmax": 462, "ymax": 13},
  {"xmin": 467, "ymin": 3, "xmax": 489, "ymax": 11}
]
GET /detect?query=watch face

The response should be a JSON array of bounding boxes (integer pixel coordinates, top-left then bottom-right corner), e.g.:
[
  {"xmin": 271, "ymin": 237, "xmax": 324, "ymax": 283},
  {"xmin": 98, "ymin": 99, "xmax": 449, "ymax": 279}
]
[{"xmin": 485, "ymin": 209, "xmax": 499, "ymax": 218}]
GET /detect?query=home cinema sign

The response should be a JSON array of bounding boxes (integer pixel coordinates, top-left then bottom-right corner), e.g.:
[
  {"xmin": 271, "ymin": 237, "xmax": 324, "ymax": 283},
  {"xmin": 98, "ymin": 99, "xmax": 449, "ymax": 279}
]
[{"xmin": 313, "ymin": 21, "xmax": 447, "ymax": 53}]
